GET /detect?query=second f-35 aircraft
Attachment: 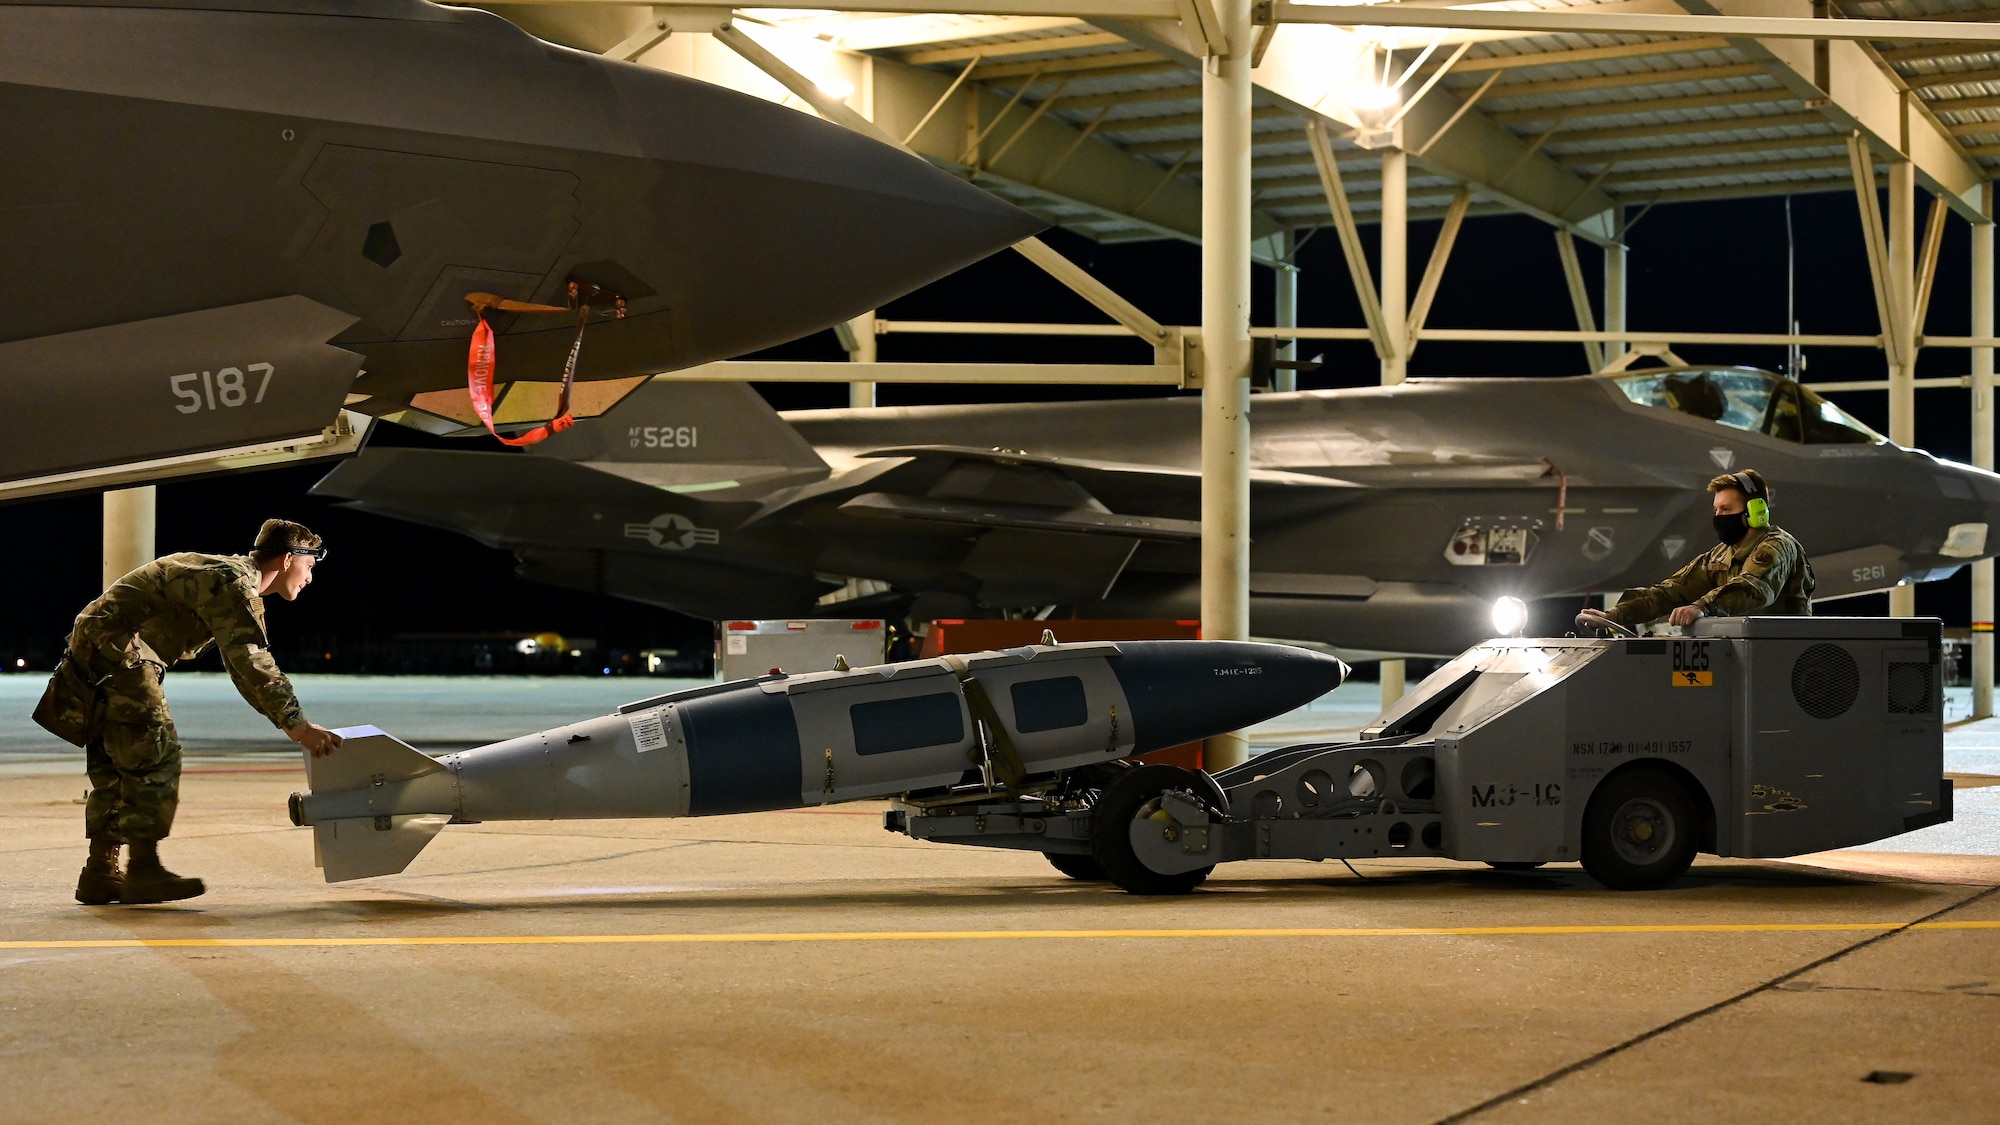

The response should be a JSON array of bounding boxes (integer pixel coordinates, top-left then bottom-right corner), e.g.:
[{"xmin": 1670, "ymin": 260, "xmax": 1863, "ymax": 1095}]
[{"xmin": 316, "ymin": 366, "xmax": 2000, "ymax": 657}]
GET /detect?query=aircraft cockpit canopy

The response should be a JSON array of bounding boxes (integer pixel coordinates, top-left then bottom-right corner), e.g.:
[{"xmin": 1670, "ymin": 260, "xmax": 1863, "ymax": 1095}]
[{"xmin": 1612, "ymin": 367, "xmax": 1886, "ymax": 445}]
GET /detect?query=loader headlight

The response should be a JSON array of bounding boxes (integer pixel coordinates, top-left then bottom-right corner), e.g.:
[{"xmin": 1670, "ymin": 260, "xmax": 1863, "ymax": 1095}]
[{"xmin": 1492, "ymin": 596, "xmax": 1528, "ymax": 637}]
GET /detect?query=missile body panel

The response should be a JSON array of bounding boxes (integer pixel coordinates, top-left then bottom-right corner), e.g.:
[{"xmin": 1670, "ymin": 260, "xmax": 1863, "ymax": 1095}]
[{"xmin": 291, "ymin": 640, "xmax": 1347, "ymax": 881}]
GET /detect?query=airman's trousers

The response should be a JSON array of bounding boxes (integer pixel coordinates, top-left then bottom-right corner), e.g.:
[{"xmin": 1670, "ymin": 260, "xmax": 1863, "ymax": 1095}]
[{"xmin": 81, "ymin": 662, "xmax": 180, "ymax": 844}]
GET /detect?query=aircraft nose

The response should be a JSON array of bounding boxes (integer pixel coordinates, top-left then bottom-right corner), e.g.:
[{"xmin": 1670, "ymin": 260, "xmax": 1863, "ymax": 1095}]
[
  {"xmin": 604, "ymin": 64, "xmax": 1047, "ymax": 364},
  {"xmin": 1109, "ymin": 641, "xmax": 1350, "ymax": 756}
]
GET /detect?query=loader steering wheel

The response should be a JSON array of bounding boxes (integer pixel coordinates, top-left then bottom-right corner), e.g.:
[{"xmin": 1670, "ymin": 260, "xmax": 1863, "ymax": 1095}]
[{"xmin": 1575, "ymin": 609, "xmax": 1637, "ymax": 638}]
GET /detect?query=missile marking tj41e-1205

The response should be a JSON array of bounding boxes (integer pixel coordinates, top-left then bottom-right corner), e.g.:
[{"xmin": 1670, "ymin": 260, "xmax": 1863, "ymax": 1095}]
[{"xmin": 288, "ymin": 639, "xmax": 1347, "ymax": 882}]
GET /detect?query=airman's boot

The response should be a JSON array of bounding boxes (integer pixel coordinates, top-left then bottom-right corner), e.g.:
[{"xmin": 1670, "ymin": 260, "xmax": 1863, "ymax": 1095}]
[
  {"xmin": 120, "ymin": 840, "xmax": 204, "ymax": 904},
  {"xmin": 74, "ymin": 837, "xmax": 122, "ymax": 905}
]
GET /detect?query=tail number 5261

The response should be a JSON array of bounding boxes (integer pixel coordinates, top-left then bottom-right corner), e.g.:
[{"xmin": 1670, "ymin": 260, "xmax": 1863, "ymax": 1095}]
[{"xmin": 172, "ymin": 364, "xmax": 274, "ymax": 414}]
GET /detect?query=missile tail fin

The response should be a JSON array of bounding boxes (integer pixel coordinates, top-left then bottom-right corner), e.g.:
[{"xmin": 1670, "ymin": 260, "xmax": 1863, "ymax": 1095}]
[
  {"xmin": 303, "ymin": 726, "xmax": 454, "ymax": 882},
  {"xmin": 306, "ymin": 725, "xmax": 446, "ymax": 792},
  {"xmin": 314, "ymin": 814, "xmax": 451, "ymax": 883}
]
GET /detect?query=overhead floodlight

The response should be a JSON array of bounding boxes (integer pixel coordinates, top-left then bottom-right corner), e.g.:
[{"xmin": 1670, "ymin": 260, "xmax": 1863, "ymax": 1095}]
[
  {"xmin": 816, "ymin": 78, "xmax": 856, "ymax": 101},
  {"xmin": 1492, "ymin": 596, "xmax": 1529, "ymax": 638},
  {"xmin": 1346, "ymin": 82, "xmax": 1398, "ymax": 133},
  {"xmin": 1347, "ymin": 83, "xmax": 1398, "ymax": 111}
]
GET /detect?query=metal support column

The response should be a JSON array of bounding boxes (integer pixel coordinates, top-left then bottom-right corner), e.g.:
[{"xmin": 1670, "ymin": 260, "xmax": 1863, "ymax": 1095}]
[
  {"xmin": 1889, "ymin": 159, "xmax": 1918, "ymax": 618},
  {"xmin": 102, "ymin": 486, "xmax": 155, "ymax": 590},
  {"xmin": 1380, "ymin": 149, "xmax": 1409, "ymax": 387},
  {"xmin": 845, "ymin": 311, "xmax": 878, "ymax": 408},
  {"xmin": 1975, "ymin": 181, "xmax": 1995, "ymax": 719},
  {"xmin": 1380, "ymin": 147, "xmax": 1408, "ymax": 707},
  {"xmin": 1200, "ymin": 0, "xmax": 1253, "ymax": 771},
  {"xmin": 1604, "ymin": 207, "xmax": 1628, "ymax": 368},
  {"xmin": 1274, "ymin": 231, "xmax": 1298, "ymax": 393}
]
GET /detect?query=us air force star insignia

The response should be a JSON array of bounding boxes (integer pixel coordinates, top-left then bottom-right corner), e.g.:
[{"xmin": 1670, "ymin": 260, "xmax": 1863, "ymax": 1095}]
[
  {"xmin": 1708, "ymin": 447, "xmax": 1736, "ymax": 470},
  {"xmin": 1660, "ymin": 535, "xmax": 1687, "ymax": 560},
  {"xmin": 624, "ymin": 513, "xmax": 721, "ymax": 551},
  {"xmin": 1583, "ymin": 526, "xmax": 1616, "ymax": 561}
]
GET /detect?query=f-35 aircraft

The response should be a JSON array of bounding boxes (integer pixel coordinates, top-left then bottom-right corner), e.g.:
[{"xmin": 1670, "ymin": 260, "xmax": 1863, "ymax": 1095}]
[
  {"xmin": 316, "ymin": 366, "xmax": 2000, "ymax": 657},
  {"xmin": 0, "ymin": 0, "xmax": 1040, "ymax": 486}
]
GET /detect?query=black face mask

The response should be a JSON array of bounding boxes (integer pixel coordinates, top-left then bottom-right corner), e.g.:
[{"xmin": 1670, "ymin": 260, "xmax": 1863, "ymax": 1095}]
[{"xmin": 1713, "ymin": 512, "xmax": 1749, "ymax": 545}]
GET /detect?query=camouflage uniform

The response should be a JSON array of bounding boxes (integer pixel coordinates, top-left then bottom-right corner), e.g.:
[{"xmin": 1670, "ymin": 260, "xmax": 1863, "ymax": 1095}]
[
  {"xmin": 1607, "ymin": 525, "xmax": 1815, "ymax": 626},
  {"xmin": 66, "ymin": 553, "xmax": 306, "ymax": 843}
]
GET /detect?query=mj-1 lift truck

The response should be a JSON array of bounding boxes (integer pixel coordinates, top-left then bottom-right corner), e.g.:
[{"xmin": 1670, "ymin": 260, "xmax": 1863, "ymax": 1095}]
[{"xmin": 887, "ymin": 617, "xmax": 1951, "ymax": 893}]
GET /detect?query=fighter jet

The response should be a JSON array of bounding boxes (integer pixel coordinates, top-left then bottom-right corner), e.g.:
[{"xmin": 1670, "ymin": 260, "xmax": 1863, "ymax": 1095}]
[
  {"xmin": 314, "ymin": 365, "xmax": 2000, "ymax": 657},
  {"xmin": 0, "ymin": 0, "xmax": 1041, "ymax": 485}
]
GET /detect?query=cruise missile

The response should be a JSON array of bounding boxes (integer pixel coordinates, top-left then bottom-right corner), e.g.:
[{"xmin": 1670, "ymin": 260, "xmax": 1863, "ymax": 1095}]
[{"xmin": 289, "ymin": 640, "xmax": 1347, "ymax": 882}]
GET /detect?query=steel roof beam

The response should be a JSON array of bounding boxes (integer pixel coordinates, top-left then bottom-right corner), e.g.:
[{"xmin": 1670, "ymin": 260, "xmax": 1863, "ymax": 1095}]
[
  {"xmin": 1098, "ymin": 104, "xmax": 1295, "ymax": 132},
  {"xmin": 971, "ymin": 49, "xmax": 1164, "ymax": 78},
  {"xmin": 900, "ymin": 31, "xmax": 1127, "ymax": 64},
  {"xmin": 1928, "ymin": 92, "xmax": 2000, "ymax": 114},
  {"xmin": 1881, "ymin": 42, "xmax": 2000, "ymax": 63},
  {"xmin": 1675, "ymin": 0, "xmax": 1985, "ymax": 218},
  {"xmin": 1101, "ymin": 17, "xmax": 1622, "ymax": 237},
  {"xmin": 1596, "ymin": 152, "xmax": 1850, "ymax": 185},
  {"xmin": 1485, "ymin": 86, "xmax": 1788, "ymax": 124},
  {"xmin": 778, "ymin": 15, "xmax": 1086, "ymax": 51},
  {"xmin": 1467, "ymin": 61, "xmax": 1765, "ymax": 97},
  {"xmin": 1608, "ymin": 177, "xmax": 1853, "ymax": 204},
  {"xmin": 1904, "ymin": 65, "xmax": 2000, "ymax": 89},
  {"xmin": 1549, "ymin": 109, "xmax": 1825, "ymax": 145},
  {"xmin": 1556, "ymin": 131, "xmax": 1841, "ymax": 166},
  {"xmin": 1450, "ymin": 37, "xmax": 1737, "ymax": 71},
  {"xmin": 1273, "ymin": 4, "xmax": 2000, "ymax": 44}
]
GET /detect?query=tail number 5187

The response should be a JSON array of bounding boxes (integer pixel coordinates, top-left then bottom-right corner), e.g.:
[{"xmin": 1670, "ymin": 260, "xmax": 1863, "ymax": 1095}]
[{"xmin": 172, "ymin": 364, "xmax": 274, "ymax": 414}]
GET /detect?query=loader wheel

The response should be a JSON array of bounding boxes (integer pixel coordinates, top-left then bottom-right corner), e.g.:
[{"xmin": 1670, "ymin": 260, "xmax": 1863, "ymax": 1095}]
[
  {"xmin": 1044, "ymin": 852, "xmax": 1105, "ymax": 881},
  {"xmin": 1581, "ymin": 766, "xmax": 1699, "ymax": 890},
  {"xmin": 1089, "ymin": 764, "xmax": 1214, "ymax": 896}
]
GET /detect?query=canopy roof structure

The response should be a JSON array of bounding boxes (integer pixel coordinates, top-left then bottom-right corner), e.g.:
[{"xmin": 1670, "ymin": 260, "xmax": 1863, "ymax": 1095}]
[{"xmin": 493, "ymin": 0, "xmax": 2000, "ymax": 244}]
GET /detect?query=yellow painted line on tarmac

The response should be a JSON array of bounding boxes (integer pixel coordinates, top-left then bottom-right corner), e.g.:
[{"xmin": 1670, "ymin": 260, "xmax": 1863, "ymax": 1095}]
[{"xmin": 5, "ymin": 920, "xmax": 2000, "ymax": 951}]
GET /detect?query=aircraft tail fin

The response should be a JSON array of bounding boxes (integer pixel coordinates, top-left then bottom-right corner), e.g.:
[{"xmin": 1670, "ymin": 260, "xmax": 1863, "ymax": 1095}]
[
  {"xmin": 526, "ymin": 380, "xmax": 827, "ymax": 491},
  {"xmin": 296, "ymin": 726, "xmax": 455, "ymax": 883}
]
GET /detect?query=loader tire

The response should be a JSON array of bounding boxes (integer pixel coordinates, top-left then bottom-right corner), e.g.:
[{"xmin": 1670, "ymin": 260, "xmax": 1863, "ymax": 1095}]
[
  {"xmin": 1089, "ymin": 764, "xmax": 1214, "ymax": 896},
  {"xmin": 1044, "ymin": 852, "xmax": 1105, "ymax": 881},
  {"xmin": 1581, "ymin": 766, "xmax": 1699, "ymax": 890}
]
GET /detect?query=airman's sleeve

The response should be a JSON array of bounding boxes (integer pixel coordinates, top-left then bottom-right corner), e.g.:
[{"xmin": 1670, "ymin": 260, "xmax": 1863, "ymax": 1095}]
[
  {"xmin": 191, "ymin": 573, "xmax": 306, "ymax": 730},
  {"xmin": 1607, "ymin": 555, "xmax": 1718, "ymax": 626},
  {"xmin": 1697, "ymin": 534, "xmax": 1795, "ymax": 618}
]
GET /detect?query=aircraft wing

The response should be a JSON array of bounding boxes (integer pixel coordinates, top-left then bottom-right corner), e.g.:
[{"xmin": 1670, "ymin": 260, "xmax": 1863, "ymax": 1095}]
[{"xmin": 312, "ymin": 447, "xmax": 675, "ymax": 546}]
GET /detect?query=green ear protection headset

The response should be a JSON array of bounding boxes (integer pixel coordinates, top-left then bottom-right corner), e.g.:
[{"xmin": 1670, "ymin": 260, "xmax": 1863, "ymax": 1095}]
[{"xmin": 1730, "ymin": 472, "xmax": 1771, "ymax": 528}]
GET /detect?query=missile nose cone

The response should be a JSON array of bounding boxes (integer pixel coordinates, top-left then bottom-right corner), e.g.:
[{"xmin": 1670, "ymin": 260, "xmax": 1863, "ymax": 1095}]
[
  {"xmin": 1109, "ymin": 641, "xmax": 1350, "ymax": 756},
  {"xmin": 605, "ymin": 65, "xmax": 1047, "ymax": 364}
]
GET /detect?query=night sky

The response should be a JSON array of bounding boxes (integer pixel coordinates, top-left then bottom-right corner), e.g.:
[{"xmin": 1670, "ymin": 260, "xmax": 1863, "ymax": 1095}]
[{"xmin": 0, "ymin": 187, "xmax": 1977, "ymax": 666}]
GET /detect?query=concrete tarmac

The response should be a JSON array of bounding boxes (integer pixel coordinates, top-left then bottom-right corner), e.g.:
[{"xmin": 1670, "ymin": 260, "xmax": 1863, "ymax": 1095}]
[{"xmin": 2, "ymin": 678, "xmax": 1998, "ymax": 1123}]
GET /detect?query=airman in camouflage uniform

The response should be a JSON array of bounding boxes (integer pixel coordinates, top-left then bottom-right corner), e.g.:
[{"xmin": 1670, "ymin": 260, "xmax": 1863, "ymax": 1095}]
[
  {"xmin": 1602, "ymin": 469, "xmax": 1815, "ymax": 628},
  {"xmin": 47, "ymin": 519, "xmax": 344, "ymax": 905}
]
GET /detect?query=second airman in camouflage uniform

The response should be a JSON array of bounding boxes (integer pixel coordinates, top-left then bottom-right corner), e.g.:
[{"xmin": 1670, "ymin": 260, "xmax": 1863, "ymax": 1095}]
[
  {"xmin": 1603, "ymin": 469, "xmax": 1815, "ymax": 628},
  {"xmin": 47, "ymin": 519, "xmax": 344, "ymax": 905}
]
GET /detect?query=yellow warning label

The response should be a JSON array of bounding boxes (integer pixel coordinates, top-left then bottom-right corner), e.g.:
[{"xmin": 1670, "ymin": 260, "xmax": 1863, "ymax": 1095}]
[{"xmin": 1672, "ymin": 671, "xmax": 1713, "ymax": 687}]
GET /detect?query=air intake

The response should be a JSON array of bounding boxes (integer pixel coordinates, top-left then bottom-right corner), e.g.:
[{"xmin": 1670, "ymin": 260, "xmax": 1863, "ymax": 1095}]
[{"xmin": 1791, "ymin": 643, "xmax": 1860, "ymax": 719}]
